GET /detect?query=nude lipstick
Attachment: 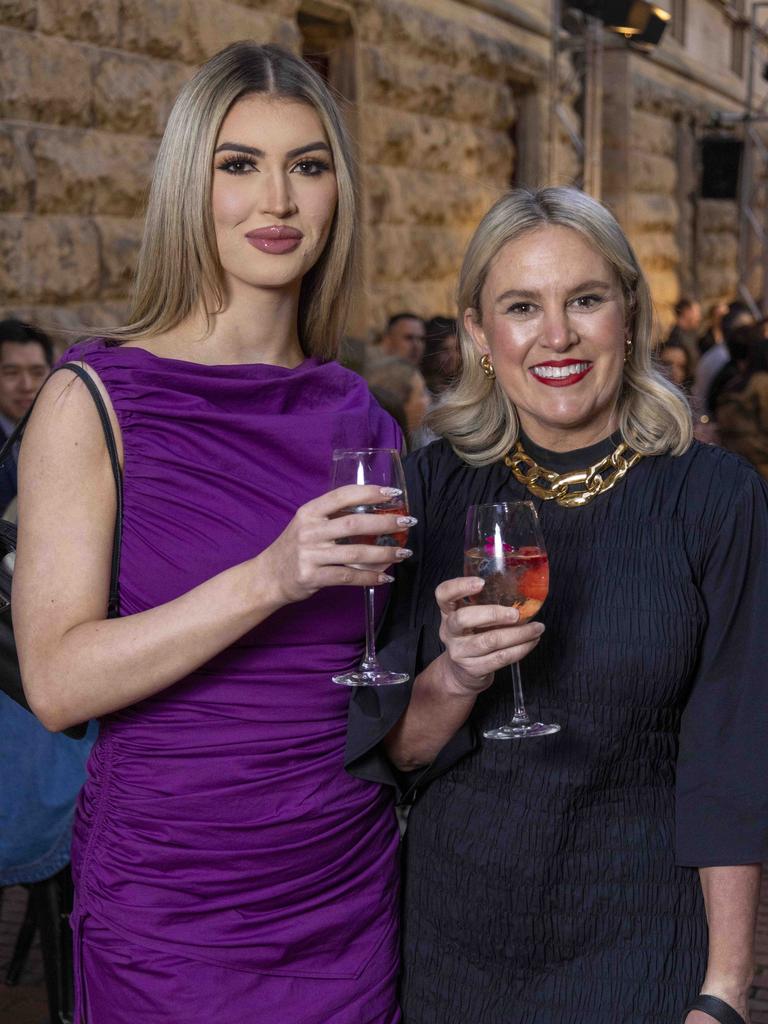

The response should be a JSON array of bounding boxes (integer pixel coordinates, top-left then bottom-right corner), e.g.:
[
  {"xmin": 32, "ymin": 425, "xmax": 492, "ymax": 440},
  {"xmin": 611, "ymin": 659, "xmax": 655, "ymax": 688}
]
[{"xmin": 245, "ymin": 226, "xmax": 303, "ymax": 255}]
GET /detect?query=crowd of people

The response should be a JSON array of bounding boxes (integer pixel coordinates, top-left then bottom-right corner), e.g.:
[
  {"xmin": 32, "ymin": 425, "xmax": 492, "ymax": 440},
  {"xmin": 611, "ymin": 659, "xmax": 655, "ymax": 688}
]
[
  {"xmin": 658, "ymin": 297, "xmax": 768, "ymax": 476},
  {"xmin": 1, "ymin": 38, "xmax": 767, "ymax": 1024}
]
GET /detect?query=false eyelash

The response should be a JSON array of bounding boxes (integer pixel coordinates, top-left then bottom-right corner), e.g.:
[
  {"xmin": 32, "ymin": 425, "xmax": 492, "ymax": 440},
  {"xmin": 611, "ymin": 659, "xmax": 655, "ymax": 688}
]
[
  {"xmin": 216, "ymin": 154, "xmax": 258, "ymax": 173},
  {"xmin": 292, "ymin": 158, "xmax": 332, "ymax": 174}
]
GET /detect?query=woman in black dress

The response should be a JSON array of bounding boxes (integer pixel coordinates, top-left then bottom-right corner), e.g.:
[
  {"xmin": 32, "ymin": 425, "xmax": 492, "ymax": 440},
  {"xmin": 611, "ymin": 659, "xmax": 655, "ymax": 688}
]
[{"xmin": 347, "ymin": 188, "xmax": 767, "ymax": 1024}]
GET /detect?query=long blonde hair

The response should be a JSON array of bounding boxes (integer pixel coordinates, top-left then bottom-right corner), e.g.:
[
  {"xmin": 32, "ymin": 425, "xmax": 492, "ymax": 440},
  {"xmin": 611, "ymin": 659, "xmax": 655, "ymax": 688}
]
[
  {"xmin": 430, "ymin": 187, "xmax": 693, "ymax": 464},
  {"xmin": 112, "ymin": 41, "xmax": 357, "ymax": 360}
]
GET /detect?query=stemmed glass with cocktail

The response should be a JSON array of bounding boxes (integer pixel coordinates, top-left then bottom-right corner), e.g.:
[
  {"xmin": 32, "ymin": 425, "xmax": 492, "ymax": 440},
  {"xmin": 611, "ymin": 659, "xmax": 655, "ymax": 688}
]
[
  {"xmin": 463, "ymin": 500, "xmax": 559, "ymax": 739},
  {"xmin": 330, "ymin": 448, "xmax": 410, "ymax": 687}
]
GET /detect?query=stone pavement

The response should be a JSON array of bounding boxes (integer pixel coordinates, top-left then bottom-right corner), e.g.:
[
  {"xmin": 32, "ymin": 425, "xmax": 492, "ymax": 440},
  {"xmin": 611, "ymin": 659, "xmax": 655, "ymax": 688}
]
[{"xmin": 1, "ymin": 872, "xmax": 768, "ymax": 1024}]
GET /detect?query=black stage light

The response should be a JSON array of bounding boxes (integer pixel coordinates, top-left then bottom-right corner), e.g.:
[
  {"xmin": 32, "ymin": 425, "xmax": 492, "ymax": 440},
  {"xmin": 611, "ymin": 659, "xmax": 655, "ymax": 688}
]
[
  {"xmin": 627, "ymin": 6, "xmax": 671, "ymax": 48},
  {"xmin": 565, "ymin": 1, "xmax": 671, "ymax": 46}
]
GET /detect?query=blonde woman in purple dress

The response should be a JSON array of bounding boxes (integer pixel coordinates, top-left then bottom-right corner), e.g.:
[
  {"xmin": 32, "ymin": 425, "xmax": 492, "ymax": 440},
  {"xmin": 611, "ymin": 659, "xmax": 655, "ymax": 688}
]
[{"xmin": 14, "ymin": 43, "xmax": 407, "ymax": 1023}]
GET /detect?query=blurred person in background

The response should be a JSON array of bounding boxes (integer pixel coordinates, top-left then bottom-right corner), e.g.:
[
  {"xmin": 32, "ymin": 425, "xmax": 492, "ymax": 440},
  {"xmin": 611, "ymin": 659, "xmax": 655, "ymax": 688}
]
[
  {"xmin": 693, "ymin": 302, "xmax": 754, "ymax": 423},
  {"xmin": 366, "ymin": 356, "xmax": 429, "ymax": 449},
  {"xmin": 658, "ymin": 341, "xmax": 691, "ymax": 391},
  {"xmin": 0, "ymin": 320, "xmax": 53, "ymax": 511},
  {"xmin": 377, "ymin": 312, "xmax": 426, "ymax": 366},
  {"xmin": 420, "ymin": 316, "xmax": 460, "ymax": 398},
  {"xmin": 713, "ymin": 324, "xmax": 768, "ymax": 480},
  {"xmin": 665, "ymin": 297, "xmax": 702, "ymax": 376},
  {"xmin": 706, "ymin": 315, "xmax": 760, "ymax": 421},
  {"xmin": 698, "ymin": 301, "xmax": 729, "ymax": 355}
]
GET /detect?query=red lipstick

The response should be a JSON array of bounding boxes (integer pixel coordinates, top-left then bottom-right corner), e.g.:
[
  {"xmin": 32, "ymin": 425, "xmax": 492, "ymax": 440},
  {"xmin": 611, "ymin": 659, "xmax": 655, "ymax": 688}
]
[{"xmin": 528, "ymin": 359, "xmax": 593, "ymax": 388}]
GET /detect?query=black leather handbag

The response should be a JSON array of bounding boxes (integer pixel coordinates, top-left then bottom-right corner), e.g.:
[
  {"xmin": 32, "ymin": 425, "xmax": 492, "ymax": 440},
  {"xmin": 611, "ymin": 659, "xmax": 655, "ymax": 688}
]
[{"xmin": 0, "ymin": 361, "xmax": 123, "ymax": 740}]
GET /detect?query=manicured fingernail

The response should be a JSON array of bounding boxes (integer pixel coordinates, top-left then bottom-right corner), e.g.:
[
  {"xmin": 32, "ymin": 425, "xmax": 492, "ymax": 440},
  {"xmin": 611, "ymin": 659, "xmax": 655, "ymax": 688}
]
[
  {"xmin": 395, "ymin": 548, "xmax": 413, "ymax": 559},
  {"xmin": 378, "ymin": 573, "xmax": 395, "ymax": 583},
  {"xmin": 380, "ymin": 487, "xmax": 402, "ymax": 496},
  {"xmin": 534, "ymin": 622, "xmax": 545, "ymax": 634},
  {"xmin": 468, "ymin": 577, "xmax": 484, "ymax": 587},
  {"xmin": 397, "ymin": 516, "xmax": 417, "ymax": 526}
]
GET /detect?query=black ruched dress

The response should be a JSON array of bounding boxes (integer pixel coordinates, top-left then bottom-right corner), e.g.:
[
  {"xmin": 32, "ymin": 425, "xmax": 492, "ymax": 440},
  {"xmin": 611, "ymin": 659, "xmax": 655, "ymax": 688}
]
[{"xmin": 346, "ymin": 433, "xmax": 768, "ymax": 1024}]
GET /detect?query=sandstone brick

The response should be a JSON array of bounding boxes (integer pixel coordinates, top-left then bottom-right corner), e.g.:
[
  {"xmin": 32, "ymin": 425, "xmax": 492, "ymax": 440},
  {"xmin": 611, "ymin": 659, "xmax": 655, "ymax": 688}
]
[
  {"xmin": 118, "ymin": 0, "xmax": 187, "ymax": 60},
  {"xmin": 628, "ymin": 151, "xmax": 677, "ymax": 195},
  {"xmin": 95, "ymin": 216, "xmax": 143, "ymax": 296},
  {"xmin": 0, "ymin": 30, "xmax": 92, "ymax": 126},
  {"xmin": 697, "ymin": 198, "xmax": 739, "ymax": 233},
  {"xmin": 369, "ymin": 225, "xmax": 466, "ymax": 283},
  {"xmin": 0, "ymin": 300, "xmax": 128, "ymax": 335},
  {"xmin": 698, "ymin": 231, "xmax": 737, "ymax": 267},
  {"xmin": 628, "ymin": 193, "xmax": 678, "ymax": 233},
  {"xmin": 0, "ymin": 0, "xmax": 36, "ymax": 30},
  {"xmin": 357, "ymin": 2, "xmax": 462, "ymax": 69},
  {"xmin": 642, "ymin": 266, "xmax": 679, "ymax": 310},
  {"xmin": 367, "ymin": 275, "xmax": 462, "ymax": 331},
  {"xmin": 699, "ymin": 265, "xmax": 738, "ymax": 304},
  {"xmin": 361, "ymin": 105, "xmax": 511, "ymax": 183},
  {"xmin": 30, "ymin": 127, "xmax": 157, "ymax": 216},
  {"xmin": 118, "ymin": 0, "xmax": 289, "ymax": 63},
  {"xmin": 631, "ymin": 231, "xmax": 680, "ymax": 273},
  {"xmin": 38, "ymin": 0, "xmax": 119, "ymax": 47},
  {"xmin": 0, "ymin": 125, "xmax": 34, "ymax": 213},
  {"xmin": 231, "ymin": 0, "xmax": 294, "ymax": 11},
  {"xmin": 628, "ymin": 110, "xmax": 676, "ymax": 158},
  {"xmin": 269, "ymin": 17, "xmax": 300, "ymax": 51},
  {"xmin": 465, "ymin": 32, "xmax": 528, "ymax": 81},
  {"xmin": 185, "ymin": 0, "xmax": 288, "ymax": 62},
  {"xmin": 364, "ymin": 165, "xmax": 497, "ymax": 230},
  {"xmin": 361, "ymin": 46, "xmax": 515, "ymax": 127},
  {"xmin": 0, "ymin": 216, "xmax": 23, "ymax": 302},
  {"xmin": 356, "ymin": 0, "xmax": 532, "ymax": 83},
  {"xmin": 92, "ymin": 52, "xmax": 187, "ymax": 135},
  {"xmin": 0, "ymin": 215, "xmax": 101, "ymax": 303}
]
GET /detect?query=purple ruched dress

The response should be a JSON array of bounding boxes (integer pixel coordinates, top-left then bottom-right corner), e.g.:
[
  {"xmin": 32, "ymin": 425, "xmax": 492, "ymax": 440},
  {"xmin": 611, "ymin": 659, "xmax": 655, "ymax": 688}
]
[{"xmin": 65, "ymin": 342, "xmax": 401, "ymax": 1023}]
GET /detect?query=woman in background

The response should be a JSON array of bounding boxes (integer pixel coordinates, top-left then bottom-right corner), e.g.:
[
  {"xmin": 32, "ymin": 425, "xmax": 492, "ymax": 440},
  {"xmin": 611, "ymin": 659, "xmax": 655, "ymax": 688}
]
[{"xmin": 366, "ymin": 357, "xmax": 430, "ymax": 449}]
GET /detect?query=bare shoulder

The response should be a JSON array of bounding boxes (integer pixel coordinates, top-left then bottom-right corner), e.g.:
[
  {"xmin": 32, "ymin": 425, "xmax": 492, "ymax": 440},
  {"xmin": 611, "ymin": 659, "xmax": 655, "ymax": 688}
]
[{"xmin": 20, "ymin": 362, "xmax": 122, "ymax": 470}]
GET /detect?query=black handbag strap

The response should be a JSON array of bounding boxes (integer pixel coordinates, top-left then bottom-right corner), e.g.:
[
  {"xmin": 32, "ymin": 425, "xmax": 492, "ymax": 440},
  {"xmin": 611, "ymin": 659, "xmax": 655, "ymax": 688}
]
[
  {"xmin": 0, "ymin": 360, "xmax": 123, "ymax": 617},
  {"xmin": 682, "ymin": 995, "xmax": 745, "ymax": 1024}
]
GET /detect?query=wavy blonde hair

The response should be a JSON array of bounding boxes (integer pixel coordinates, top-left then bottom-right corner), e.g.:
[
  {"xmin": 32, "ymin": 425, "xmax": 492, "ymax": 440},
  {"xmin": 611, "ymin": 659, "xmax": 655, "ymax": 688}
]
[
  {"xmin": 430, "ymin": 187, "xmax": 693, "ymax": 464},
  {"xmin": 111, "ymin": 41, "xmax": 357, "ymax": 360}
]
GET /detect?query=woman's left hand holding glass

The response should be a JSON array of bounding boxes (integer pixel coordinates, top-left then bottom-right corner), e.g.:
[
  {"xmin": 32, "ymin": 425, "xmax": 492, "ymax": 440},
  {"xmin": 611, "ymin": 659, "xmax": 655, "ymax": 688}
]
[
  {"xmin": 257, "ymin": 483, "xmax": 415, "ymax": 608},
  {"xmin": 435, "ymin": 576, "xmax": 545, "ymax": 697}
]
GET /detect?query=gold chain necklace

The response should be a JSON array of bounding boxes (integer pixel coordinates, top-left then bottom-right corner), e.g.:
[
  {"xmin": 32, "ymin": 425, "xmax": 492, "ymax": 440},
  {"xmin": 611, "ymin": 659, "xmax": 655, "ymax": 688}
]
[{"xmin": 503, "ymin": 438, "xmax": 644, "ymax": 508}]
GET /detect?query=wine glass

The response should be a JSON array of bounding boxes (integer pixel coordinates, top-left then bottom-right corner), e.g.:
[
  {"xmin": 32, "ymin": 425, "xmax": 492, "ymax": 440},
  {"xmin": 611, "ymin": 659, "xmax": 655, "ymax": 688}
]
[
  {"xmin": 330, "ymin": 448, "xmax": 410, "ymax": 687},
  {"xmin": 464, "ymin": 500, "xmax": 560, "ymax": 740}
]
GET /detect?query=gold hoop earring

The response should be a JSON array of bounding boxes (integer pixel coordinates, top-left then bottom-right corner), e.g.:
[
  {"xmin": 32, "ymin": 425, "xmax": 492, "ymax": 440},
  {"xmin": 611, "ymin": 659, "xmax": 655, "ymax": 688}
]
[{"xmin": 480, "ymin": 354, "xmax": 496, "ymax": 379}]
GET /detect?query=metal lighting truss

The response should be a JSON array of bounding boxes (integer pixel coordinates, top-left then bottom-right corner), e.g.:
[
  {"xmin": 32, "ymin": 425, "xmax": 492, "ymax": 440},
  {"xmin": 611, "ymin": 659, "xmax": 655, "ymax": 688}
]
[
  {"xmin": 549, "ymin": 0, "xmax": 605, "ymax": 198},
  {"xmin": 738, "ymin": 2, "xmax": 768, "ymax": 315}
]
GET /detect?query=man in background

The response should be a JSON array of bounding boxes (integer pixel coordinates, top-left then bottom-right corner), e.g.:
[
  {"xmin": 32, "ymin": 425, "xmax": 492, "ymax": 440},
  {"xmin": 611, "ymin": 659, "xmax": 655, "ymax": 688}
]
[
  {"xmin": 0, "ymin": 320, "xmax": 53, "ymax": 511},
  {"xmin": 377, "ymin": 312, "xmax": 426, "ymax": 366}
]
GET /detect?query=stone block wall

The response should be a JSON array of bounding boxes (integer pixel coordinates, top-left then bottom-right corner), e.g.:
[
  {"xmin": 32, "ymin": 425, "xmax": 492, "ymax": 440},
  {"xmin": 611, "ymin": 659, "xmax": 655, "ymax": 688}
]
[
  {"xmin": 0, "ymin": 0, "xmax": 297, "ymax": 342},
  {"xmin": 0, "ymin": 0, "xmax": 764, "ymax": 342},
  {"xmin": 0, "ymin": 0, "xmax": 556, "ymax": 342}
]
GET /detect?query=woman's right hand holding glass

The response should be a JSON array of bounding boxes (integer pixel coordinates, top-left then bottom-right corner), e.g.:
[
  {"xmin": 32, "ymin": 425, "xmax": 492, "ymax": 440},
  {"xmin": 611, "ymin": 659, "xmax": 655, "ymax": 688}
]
[
  {"xmin": 436, "ymin": 577, "xmax": 545, "ymax": 697},
  {"xmin": 259, "ymin": 484, "xmax": 415, "ymax": 607}
]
